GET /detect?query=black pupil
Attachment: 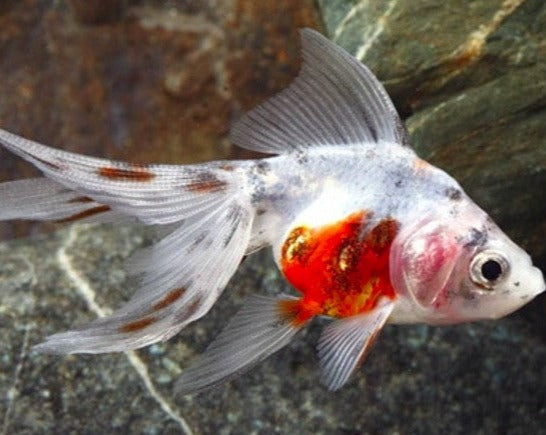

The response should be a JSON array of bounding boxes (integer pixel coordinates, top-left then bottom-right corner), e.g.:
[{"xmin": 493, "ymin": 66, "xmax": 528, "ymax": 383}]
[{"xmin": 481, "ymin": 260, "xmax": 502, "ymax": 281}]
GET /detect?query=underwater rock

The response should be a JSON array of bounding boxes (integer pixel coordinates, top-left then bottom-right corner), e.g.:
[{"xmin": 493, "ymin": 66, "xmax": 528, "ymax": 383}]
[
  {"xmin": 67, "ymin": 0, "xmax": 126, "ymax": 24},
  {"xmin": 0, "ymin": 0, "xmax": 320, "ymax": 239}
]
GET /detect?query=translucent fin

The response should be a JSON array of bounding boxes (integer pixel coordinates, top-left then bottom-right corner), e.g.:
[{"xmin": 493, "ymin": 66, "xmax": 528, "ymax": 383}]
[
  {"xmin": 230, "ymin": 28, "xmax": 409, "ymax": 154},
  {"xmin": 317, "ymin": 299, "xmax": 394, "ymax": 391},
  {"xmin": 175, "ymin": 295, "xmax": 303, "ymax": 396},
  {"xmin": 0, "ymin": 177, "xmax": 126, "ymax": 223},
  {"xmin": 33, "ymin": 199, "xmax": 254, "ymax": 353},
  {"xmin": 0, "ymin": 128, "xmax": 238, "ymax": 225}
]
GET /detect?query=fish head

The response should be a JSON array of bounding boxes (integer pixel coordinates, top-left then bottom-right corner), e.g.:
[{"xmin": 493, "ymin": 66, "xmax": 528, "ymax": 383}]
[{"xmin": 390, "ymin": 203, "xmax": 545, "ymax": 324}]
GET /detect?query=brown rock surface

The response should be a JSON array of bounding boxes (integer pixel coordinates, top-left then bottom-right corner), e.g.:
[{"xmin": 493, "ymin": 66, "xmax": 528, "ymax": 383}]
[{"xmin": 0, "ymin": 0, "xmax": 320, "ymax": 238}]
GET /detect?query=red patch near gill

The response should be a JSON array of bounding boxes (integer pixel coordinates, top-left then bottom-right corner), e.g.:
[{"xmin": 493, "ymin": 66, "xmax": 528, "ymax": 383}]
[{"xmin": 280, "ymin": 211, "xmax": 399, "ymax": 321}]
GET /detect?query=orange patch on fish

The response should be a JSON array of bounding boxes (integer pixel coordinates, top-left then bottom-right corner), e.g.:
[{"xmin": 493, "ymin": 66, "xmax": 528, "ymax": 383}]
[
  {"xmin": 98, "ymin": 165, "xmax": 155, "ymax": 181},
  {"xmin": 119, "ymin": 316, "xmax": 156, "ymax": 333},
  {"xmin": 152, "ymin": 287, "xmax": 186, "ymax": 311},
  {"xmin": 278, "ymin": 299, "xmax": 315, "ymax": 327},
  {"xmin": 413, "ymin": 158, "xmax": 432, "ymax": 173},
  {"xmin": 366, "ymin": 218, "xmax": 399, "ymax": 251},
  {"xmin": 281, "ymin": 226, "xmax": 312, "ymax": 263},
  {"xmin": 281, "ymin": 211, "xmax": 399, "ymax": 319}
]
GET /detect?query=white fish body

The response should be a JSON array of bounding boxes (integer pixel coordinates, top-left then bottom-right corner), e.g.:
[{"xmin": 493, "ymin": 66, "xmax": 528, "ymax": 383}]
[{"xmin": 0, "ymin": 29, "xmax": 543, "ymax": 394}]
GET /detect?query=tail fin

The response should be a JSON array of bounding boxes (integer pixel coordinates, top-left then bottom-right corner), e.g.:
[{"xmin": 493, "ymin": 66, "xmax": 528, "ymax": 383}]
[
  {"xmin": 175, "ymin": 295, "xmax": 305, "ymax": 396},
  {"xmin": 0, "ymin": 128, "xmax": 256, "ymax": 353},
  {"xmin": 0, "ymin": 128, "xmax": 235, "ymax": 225},
  {"xmin": 0, "ymin": 177, "xmax": 126, "ymax": 224}
]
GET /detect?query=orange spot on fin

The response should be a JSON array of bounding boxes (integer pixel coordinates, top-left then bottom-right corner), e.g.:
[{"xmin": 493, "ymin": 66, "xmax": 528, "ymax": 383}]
[
  {"xmin": 56, "ymin": 205, "xmax": 111, "ymax": 223},
  {"xmin": 177, "ymin": 296, "xmax": 203, "ymax": 322},
  {"xmin": 67, "ymin": 196, "xmax": 94, "ymax": 203},
  {"xmin": 120, "ymin": 316, "xmax": 156, "ymax": 333},
  {"xmin": 98, "ymin": 165, "xmax": 155, "ymax": 181},
  {"xmin": 277, "ymin": 299, "xmax": 315, "ymax": 327},
  {"xmin": 186, "ymin": 172, "xmax": 227, "ymax": 193},
  {"xmin": 152, "ymin": 288, "xmax": 185, "ymax": 311}
]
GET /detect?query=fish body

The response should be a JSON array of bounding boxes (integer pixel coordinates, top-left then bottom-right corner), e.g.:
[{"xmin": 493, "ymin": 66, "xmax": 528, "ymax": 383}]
[
  {"xmin": 0, "ymin": 29, "xmax": 544, "ymax": 394},
  {"xmin": 249, "ymin": 145, "xmax": 442, "ymax": 317}
]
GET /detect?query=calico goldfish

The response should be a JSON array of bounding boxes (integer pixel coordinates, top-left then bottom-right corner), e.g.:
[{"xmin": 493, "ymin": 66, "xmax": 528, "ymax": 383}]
[{"xmin": 0, "ymin": 29, "xmax": 544, "ymax": 395}]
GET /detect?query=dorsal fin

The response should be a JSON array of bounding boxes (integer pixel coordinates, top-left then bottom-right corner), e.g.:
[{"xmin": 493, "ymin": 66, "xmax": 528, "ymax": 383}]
[{"xmin": 230, "ymin": 28, "xmax": 409, "ymax": 154}]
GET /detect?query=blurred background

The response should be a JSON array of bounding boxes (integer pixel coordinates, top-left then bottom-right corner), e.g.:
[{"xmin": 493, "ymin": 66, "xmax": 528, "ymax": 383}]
[{"xmin": 0, "ymin": 0, "xmax": 321, "ymax": 239}]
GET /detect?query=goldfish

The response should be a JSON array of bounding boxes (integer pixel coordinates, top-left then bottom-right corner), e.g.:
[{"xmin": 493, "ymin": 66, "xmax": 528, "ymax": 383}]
[{"xmin": 0, "ymin": 29, "xmax": 544, "ymax": 395}]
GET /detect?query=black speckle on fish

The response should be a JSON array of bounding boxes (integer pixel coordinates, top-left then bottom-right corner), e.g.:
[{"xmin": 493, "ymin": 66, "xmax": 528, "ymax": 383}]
[
  {"xmin": 296, "ymin": 152, "xmax": 309, "ymax": 165},
  {"xmin": 255, "ymin": 161, "xmax": 270, "ymax": 175},
  {"xmin": 445, "ymin": 187, "xmax": 462, "ymax": 201},
  {"xmin": 464, "ymin": 228, "xmax": 487, "ymax": 248}
]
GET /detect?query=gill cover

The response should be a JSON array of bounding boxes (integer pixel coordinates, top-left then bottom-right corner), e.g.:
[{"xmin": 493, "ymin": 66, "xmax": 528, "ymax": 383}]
[{"xmin": 390, "ymin": 220, "xmax": 463, "ymax": 308}]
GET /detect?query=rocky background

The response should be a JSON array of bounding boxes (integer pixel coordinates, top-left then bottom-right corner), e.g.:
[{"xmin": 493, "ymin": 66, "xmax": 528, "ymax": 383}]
[{"xmin": 0, "ymin": 1, "xmax": 544, "ymax": 434}]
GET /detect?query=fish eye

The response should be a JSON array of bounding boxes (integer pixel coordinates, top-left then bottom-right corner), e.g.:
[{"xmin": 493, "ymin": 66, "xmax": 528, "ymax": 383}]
[{"xmin": 470, "ymin": 250, "xmax": 509, "ymax": 289}]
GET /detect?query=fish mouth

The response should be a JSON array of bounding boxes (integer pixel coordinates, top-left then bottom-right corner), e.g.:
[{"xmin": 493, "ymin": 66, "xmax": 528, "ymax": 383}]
[{"xmin": 530, "ymin": 267, "xmax": 546, "ymax": 296}]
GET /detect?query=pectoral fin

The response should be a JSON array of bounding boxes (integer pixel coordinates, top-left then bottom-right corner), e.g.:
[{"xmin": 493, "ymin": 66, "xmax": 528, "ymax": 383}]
[
  {"xmin": 175, "ymin": 295, "xmax": 304, "ymax": 396},
  {"xmin": 317, "ymin": 299, "xmax": 394, "ymax": 391}
]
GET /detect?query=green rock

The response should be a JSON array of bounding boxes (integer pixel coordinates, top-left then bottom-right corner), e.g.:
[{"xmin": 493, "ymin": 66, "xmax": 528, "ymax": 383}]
[{"xmin": 318, "ymin": 0, "xmax": 546, "ymax": 269}]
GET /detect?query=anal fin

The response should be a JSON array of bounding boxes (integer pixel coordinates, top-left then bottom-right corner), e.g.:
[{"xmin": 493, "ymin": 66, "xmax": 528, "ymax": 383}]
[{"xmin": 317, "ymin": 298, "xmax": 394, "ymax": 391}]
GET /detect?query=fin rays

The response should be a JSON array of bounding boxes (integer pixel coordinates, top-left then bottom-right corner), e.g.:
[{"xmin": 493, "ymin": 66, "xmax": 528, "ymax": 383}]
[
  {"xmin": 230, "ymin": 28, "xmax": 409, "ymax": 154},
  {"xmin": 34, "ymin": 198, "xmax": 254, "ymax": 354},
  {"xmin": 0, "ymin": 128, "xmax": 235, "ymax": 225},
  {"xmin": 317, "ymin": 300, "xmax": 394, "ymax": 391},
  {"xmin": 175, "ymin": 295, "xmax": 303, "ymax": 395}
]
